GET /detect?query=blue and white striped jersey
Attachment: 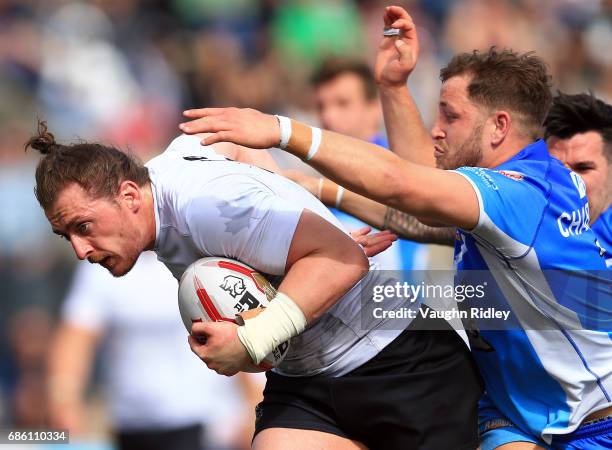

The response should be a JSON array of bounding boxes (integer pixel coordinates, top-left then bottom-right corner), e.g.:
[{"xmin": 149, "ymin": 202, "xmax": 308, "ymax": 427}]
[{"xmin": 452, "ymin": 139, "xmax": 611, "ymax": 444}]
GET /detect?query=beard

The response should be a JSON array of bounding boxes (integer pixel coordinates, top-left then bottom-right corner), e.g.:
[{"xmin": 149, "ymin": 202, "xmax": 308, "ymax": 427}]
[
  {"xmin": 107, "ymin": 250, "xmax": 140, "ymax": 277},
  {"xmin": 435, "ymin": 122, "xmax": 485, "ymax": 170}
]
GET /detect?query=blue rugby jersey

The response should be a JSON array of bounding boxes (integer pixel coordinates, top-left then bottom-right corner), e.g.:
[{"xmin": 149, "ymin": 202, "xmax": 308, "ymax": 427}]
[
  {"xmin": 452, "ymin": 139, "xmax": 611, "ymax": 444},
  {"xmin": 592, "ymin": 207, "xmax": 611, "ymax": 268}
]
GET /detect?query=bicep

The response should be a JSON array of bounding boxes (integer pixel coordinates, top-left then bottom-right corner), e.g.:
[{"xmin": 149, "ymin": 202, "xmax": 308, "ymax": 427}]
[
  {"xmin": 280, "ymin": 209, "xmax": 368, "ymax": 321},
  {"xmin": 284, "ymin": 209, "xmax": 364, "ymax": 272}
]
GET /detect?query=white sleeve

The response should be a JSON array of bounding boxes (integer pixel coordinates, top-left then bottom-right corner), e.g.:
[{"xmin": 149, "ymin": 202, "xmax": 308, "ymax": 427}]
[
  {"xmin": 185, "ymin": 176, "xmax": 304, "ymax": 276},
  {"xmin": 61, "ymin": 262, "xmax": 111, "ymax": 332}
]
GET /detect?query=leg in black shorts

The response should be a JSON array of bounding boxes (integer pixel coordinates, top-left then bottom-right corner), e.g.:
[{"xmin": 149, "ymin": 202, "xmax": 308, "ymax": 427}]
[{"xmin": 254, "ymin": 311, "xmax": 483, "ymax": 450}]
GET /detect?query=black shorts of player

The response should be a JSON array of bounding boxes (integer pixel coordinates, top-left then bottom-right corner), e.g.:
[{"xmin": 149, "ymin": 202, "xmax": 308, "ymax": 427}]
[
  {"xmin": 116, "ymin": 423, "xmax": 203, "ymax": 450},
  {"xmin": 254, "ymin": 309, "xmax": 484, "ymax": 450}
]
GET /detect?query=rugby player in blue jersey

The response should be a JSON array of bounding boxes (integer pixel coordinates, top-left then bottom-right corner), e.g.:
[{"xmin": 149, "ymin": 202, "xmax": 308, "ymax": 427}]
[
  {"xmin": 545, "ymin": 93, "xmax": 612, "ymax": 268},
  {"xmin": 179, "ymin": 5, "xmax": 611, "ymax": 449},
  {"xmin": 291, "ymin": 93, "xmax": 612, "ymax": 270}
]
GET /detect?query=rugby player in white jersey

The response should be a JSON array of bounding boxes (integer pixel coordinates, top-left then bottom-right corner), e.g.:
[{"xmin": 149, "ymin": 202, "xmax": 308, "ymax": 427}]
[{"xmin": 27, "ymin": 118, "xmax": 482, "ymax": 449}]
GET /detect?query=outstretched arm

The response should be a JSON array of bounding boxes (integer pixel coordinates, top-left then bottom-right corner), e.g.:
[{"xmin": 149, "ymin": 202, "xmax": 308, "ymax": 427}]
[
  {"xmin": 375, "ymin": 6, "xmax": 435, "ymax": 166},
  {"xmin": 179, "ymin": 110, "xmax": 479, "ymax": 230},
  {"xmin": 285, "ymin": 171, "xmax": 455, "ymax": 246}
]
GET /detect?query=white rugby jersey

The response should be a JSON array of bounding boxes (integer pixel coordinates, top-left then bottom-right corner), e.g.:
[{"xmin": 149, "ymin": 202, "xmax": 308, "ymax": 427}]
[{"xmin": 145, "ymin": 135, "xmax": 406, "ymax": 377}]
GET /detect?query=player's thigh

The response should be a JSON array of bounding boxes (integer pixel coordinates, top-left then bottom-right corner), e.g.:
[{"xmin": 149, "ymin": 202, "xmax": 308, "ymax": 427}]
[
  {"xmin": 252, "ymin": 427, "xmax": 368, "ymax": 450},
  {"xmin": 495, "ymin": 443, "xmax": 546, "ymax": 450}
]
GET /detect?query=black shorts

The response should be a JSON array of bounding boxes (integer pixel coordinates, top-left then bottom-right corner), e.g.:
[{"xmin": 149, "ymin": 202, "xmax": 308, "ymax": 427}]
[
  {"xmin": 116, "ymin": 423, "xmax": 203, "ymax": 450},
  {"xmin": 254, "ymin": 311, "xmax": 483, "ymax": 450}
]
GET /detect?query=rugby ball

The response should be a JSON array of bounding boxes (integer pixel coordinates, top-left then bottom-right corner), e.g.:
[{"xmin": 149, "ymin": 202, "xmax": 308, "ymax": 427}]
[{"xmin": 178, "ymin": 257, "xmax": 290, "ymax": 370}]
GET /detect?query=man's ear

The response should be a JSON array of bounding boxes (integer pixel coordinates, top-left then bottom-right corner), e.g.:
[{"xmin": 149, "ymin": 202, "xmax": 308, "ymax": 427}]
[
  {"xmin": 117, "ymin": 180, "xmax": 141, "ymax": 211},
  {"xmin": 490, "ymin": 111, "xmax": 511, "ymax": 146}
]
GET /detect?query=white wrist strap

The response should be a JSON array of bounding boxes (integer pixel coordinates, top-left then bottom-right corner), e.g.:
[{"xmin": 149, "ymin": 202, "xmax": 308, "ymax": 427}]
[
  {"xmin": 275, "ymin": 115, "xmax": 292, "ymax": 149},
  {"xmin": 316, "ymin": 178, "xmax": 324, "ymax": 200},
  {"xmin": 306, "ymin": 126, "xmax": 322, "ymax": 161},
  {"xmin": 236, "ymin": 292, "xmax": 307, "ymax": 365},
  {"xmin": 335, "ymin": 186, "xmax": 345, "ymax": 208}
]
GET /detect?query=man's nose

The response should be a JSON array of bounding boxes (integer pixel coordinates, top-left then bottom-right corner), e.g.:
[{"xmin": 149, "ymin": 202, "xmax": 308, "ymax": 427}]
[
  {"xmin": 70, "ymin": 236, "xmax": 93, "ymax": 260},
  {"xmin": 430, "ymin": 121, "xmax": 445, "ymax": 140}
]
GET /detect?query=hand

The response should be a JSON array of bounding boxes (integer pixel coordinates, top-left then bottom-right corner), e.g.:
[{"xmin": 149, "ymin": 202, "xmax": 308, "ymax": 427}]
[
  {"xmin": 350, "ymin": 226, "xmax": 397, "ymax": 257},
  {"xmin": 179, "ymin": 107, "xmax": 280, "ymax": 149},
  {"xmin": 188, "ymin": 321, "xmax": 254, "ymax": 376},
  {"xmin": 374, "ymin": 6, "xmax": 419, "ymax": 88}
]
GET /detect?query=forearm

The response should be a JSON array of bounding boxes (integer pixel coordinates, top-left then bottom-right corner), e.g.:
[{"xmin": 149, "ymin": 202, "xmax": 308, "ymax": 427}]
[
  {"xmin": 341, "ymin": 191, "xmax": 387, "ymax": 229},
  {"xmin": 314, "ymin": 178, "xmax": 387, "ymax": 229},
  {"xmin": 279, "ymin": 120, "xmax": 478, "ymax": 229},
  {"xmin": 283, "ymin": 123, "xmax": 431, "ymax": 214},
  {"xmin": 380, "ymin": 85, "xmax": 436, "ymax": 166},
  {"xmin": 383, "ymin": 207, "xmax": 455, "ymax": 246}
]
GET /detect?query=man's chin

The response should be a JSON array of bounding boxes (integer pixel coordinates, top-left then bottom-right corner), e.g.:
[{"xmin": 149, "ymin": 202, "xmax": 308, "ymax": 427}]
[{"xmin": 106, "ymin": 257, "xmax": 138, "ymax": 278}]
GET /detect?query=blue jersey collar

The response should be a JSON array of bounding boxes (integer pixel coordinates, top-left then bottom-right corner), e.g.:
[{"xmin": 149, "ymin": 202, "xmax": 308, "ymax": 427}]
[{"xmin": 497, "ymin": 139, "xmax": 549, "ymax": 168}]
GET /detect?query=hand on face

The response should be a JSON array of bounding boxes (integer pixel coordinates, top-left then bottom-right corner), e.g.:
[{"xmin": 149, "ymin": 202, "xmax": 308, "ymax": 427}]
[
  {"xmin": 180, "ymin": 108, "xmax": 280, "ymax": 149},
  {"xmin": 375, "ymin": 6, "xmax": 420, "ymax": 88},
  {"xmin": 188, "ymin": 320, "xmax": 254, "ymax": 376}
]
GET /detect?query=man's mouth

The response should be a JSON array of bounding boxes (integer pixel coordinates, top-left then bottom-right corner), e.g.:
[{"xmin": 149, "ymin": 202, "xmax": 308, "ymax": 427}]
[
  {"xmin": 89, "ymin": 255, "xmax": 111, "ymax": 266},
  {"xmin": 434, "ymin": 145, "xmax": 445, "ymax": 158}
]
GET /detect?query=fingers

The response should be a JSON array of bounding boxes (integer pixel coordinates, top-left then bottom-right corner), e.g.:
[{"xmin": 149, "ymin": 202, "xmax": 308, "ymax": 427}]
[
  {"xmin": 201, "ymin": 131, "xmax": 231, "ymax": 146},
  {"xmin": 179, "ymin": 117, "xmax": 233, "ymax": 135},
  {"xmin": 387, "ymin": 5, "xmax": 412, "ymax": 21},
  {"xmin": 351, "ymin": 226, "xmax": 373, "ymax": 239},
  {"xmin": 364, "ymin": 241, "xmax": 393, "ymax": 258},
  {"xmin": 183, "ymin": 107, "xmax": 228, "ymax": 118},
  {"xmin": 391, "ymin": 18, "xmax": 415, "ymax": 33},
  {"xmin": 191, "ymin": 320, "xmax": 214, "ymax": 336},
  {"xmin": 366, "ymin": 231, "xmax": 398, "ymax": 247}
]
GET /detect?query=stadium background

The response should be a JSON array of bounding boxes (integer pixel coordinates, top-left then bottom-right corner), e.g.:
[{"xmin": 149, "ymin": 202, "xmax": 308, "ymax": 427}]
[{"xmin": 0, "ymin": 0, "xmax": 611, "ymax": 448}]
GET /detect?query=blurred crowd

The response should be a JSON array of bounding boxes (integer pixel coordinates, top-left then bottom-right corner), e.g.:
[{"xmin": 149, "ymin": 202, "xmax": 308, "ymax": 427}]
[{"xmin": 1, "ymin": 0, "xmax": 611, "ymax": 448}]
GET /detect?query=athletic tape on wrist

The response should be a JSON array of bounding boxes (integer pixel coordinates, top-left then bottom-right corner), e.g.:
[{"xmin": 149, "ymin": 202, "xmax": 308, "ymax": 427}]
[
  {"xmin": 306, "ymin": 126, "xmax": 322, "ymax": 160},
  {"xmin": 236, "ymin": 292, "xmax": 307, "ymax": 365},
  {"xmin": 335, "ymin": 186, "xmax": 345, "ymax": 209},
  {"xmin": 316, "ymin": 178, "xmax": 324, "ymax": 200},
  {"xmin": 275, "ymin": 115, "xmax": 292, "ymax": 149}
]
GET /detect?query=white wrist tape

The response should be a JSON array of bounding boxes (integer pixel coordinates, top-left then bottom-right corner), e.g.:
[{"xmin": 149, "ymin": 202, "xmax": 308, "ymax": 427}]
[
  {"xmin": 236, "ymin": 292, "xmax": 307, "ymax": 365},
  {"xmin": 306, "ymin": 126, "xmax": 322, "ymax": 160},
  {"xmin": 275, "ymin": 115, "xmax": 292, "ymax": 149},
  {"xmin": 335, "ymin": 186, "xmax": 345, "ymax": 208},
  {"xmin": 316, "ymin": 178, "xmax": 324, "ymax": 200}
]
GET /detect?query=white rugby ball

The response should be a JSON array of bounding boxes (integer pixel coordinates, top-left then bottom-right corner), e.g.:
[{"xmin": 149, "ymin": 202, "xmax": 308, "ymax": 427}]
[{"xmin": 178, "ymin": 257, "xmax": 290, "ymax": 370}]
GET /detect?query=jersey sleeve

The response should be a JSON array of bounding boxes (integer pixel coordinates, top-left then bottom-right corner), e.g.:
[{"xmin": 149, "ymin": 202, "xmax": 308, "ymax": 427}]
[
  {"xmin": 185, "ymin": 175, "xmax": 304, "ymax": 276},
  {"xmin": 453, "ymin": 166, "xmax": 547, "ymax": 257},
  {"xmin": 61, "ymin": 262, "xmax": 110, "ymax": 332}
]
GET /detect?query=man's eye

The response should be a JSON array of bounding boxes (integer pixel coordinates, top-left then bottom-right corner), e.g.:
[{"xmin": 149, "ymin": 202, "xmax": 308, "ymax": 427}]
[{"xmin": 77, "ymin": 223, "xmax": 90, "ymax": 234}]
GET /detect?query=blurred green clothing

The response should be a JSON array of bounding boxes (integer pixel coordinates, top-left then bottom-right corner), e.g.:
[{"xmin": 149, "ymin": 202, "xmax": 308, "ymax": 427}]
[{"xmin": 271, "ymin": 0, "xmax": 365, "ymax": 71}]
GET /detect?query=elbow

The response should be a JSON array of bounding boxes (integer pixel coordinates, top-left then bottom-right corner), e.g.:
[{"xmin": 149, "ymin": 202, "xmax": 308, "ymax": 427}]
[
  {"xmin": 345, "ymin": 240, "xmax": 370, "ymax": 284},
  {"xmin": 381, "ymin": 167, "xmax": 420, "ymax": 213},
  {"xmin": 380, "ymin": 165, "xmax": 436, "ymax": 217}
]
